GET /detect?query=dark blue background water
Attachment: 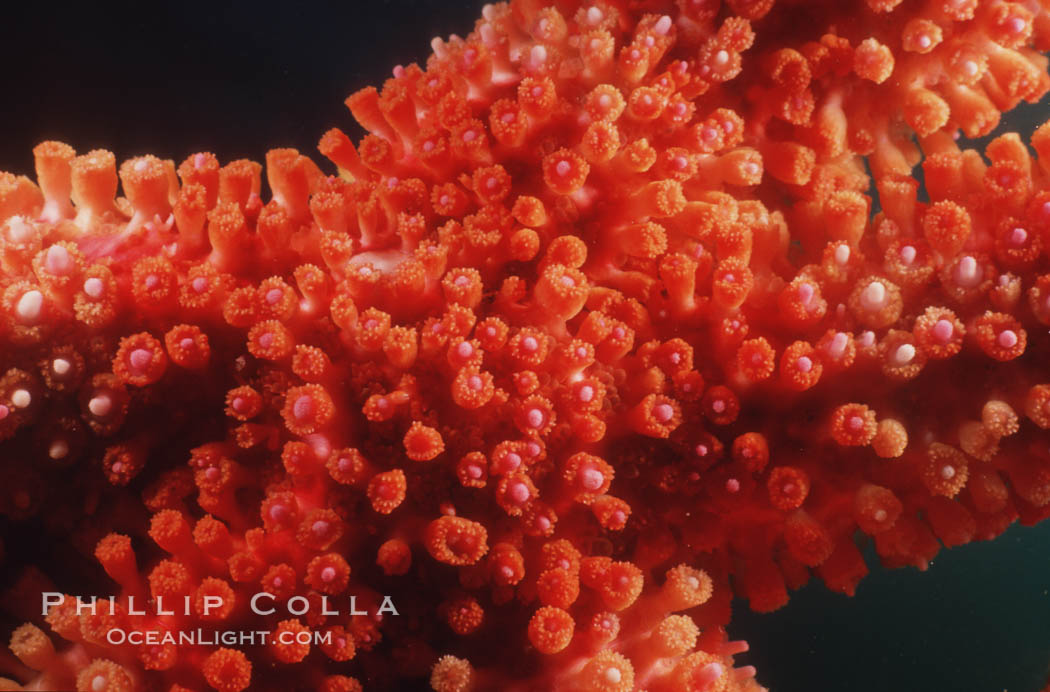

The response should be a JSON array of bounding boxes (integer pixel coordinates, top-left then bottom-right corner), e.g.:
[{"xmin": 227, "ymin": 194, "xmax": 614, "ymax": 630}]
[{"xmin": 2, "ymin": 2, "xmax": 1050, "ymax": 690}]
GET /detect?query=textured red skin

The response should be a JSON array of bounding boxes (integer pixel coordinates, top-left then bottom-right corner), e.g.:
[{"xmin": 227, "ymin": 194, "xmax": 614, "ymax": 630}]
[{"xmin": 3, "ymin": 1, "xmax": 1050, "ymax": 690}]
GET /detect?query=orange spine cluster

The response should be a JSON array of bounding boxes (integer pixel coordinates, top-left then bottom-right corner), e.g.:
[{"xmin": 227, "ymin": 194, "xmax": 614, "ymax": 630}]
[{"xmin": 3, "ymin": 1, "xmax": 1050, "ymax": 691}]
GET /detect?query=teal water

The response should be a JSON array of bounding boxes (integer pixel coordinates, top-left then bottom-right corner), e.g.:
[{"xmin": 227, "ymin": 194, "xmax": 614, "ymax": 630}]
[{"xmin": 729, "ymin": 520, "xmax": 1050, "ymax": 692}]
